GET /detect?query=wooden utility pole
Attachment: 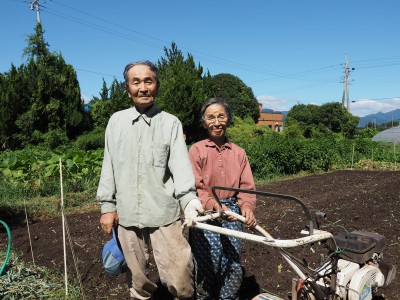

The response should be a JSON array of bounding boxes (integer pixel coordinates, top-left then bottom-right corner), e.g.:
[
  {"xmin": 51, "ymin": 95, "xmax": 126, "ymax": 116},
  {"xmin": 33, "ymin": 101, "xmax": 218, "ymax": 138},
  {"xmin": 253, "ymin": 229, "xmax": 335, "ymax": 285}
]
[
  {"xmin": 30, "ymin": 0, "xmax": 41, "ymax": 24},
  {"xmin": 341, "ymin": 55, "xmax": 354, "ymax": 111}
]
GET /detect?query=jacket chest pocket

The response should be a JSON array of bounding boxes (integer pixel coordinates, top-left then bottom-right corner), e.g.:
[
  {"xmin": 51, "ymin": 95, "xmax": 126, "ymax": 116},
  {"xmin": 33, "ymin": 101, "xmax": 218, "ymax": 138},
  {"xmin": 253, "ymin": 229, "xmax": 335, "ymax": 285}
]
[{"xmin": 150, "ymin": 142, "xmax": 169, "ymax": 168}]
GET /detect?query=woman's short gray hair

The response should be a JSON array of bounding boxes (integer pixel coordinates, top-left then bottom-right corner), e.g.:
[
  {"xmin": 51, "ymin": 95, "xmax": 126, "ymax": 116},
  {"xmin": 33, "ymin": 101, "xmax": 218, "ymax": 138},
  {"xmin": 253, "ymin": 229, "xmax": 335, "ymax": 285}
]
[
  {"xmin": 200, "ymin": 98, "xmax": 232, "ymax": 126},
  {"xmin": 123, "ymin": 60, "xmax": 160, "ymax": 87}
]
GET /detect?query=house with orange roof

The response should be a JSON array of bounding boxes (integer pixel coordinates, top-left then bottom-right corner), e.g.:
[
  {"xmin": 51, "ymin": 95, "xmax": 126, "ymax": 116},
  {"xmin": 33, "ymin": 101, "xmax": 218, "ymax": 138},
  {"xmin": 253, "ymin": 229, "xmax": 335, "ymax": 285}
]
[{"xmin": 257, "ymin": 103, "xmax": 284, "ymax": 132}]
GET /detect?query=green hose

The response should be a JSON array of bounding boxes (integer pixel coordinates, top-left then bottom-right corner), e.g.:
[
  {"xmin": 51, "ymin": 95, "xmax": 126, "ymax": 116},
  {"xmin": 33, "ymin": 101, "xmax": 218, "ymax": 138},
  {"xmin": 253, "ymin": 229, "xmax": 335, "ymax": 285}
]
[{"xmin": 0, "ymin": 220, "xmax": 12, "ymax": 276}]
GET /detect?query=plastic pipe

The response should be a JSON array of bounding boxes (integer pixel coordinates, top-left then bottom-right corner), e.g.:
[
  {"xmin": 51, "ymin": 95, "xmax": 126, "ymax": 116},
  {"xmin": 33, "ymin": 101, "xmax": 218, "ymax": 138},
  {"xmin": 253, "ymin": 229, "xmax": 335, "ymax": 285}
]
[{"xmin": 0, "ymin": 220, "xmax": 12, "ymax": 276}]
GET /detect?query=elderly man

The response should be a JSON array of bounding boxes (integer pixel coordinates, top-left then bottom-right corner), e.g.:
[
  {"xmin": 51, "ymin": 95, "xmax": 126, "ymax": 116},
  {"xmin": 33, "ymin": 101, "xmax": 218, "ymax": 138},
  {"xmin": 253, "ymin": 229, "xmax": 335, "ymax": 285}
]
[{"xmin": 97, "ymin": 60, "xmax": 203, "ymax": 300}]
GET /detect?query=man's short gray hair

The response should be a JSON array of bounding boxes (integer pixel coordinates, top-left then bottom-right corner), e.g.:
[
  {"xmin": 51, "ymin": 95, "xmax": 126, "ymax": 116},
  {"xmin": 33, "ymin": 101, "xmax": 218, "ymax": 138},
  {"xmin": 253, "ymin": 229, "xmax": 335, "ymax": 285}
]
[{"xmin": 123, "ymin": 60, "xmax": 160, "ymax": 87}]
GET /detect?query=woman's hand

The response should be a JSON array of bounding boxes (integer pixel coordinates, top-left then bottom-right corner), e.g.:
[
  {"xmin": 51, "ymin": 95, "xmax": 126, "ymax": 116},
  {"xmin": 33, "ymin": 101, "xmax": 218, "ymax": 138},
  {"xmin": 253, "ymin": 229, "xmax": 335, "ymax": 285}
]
[
  {"xmin": 241, "ymin": 206, "xmax": 257, "ymax": 227},
  {"xmin": 213, "ymin": 203, "xmax": 237, "ymax": 222}
]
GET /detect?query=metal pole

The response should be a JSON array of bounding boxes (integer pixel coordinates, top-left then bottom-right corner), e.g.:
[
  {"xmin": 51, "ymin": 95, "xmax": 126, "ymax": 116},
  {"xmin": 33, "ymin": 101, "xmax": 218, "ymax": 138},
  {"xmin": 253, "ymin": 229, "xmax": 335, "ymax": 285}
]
[
  {"xmin": 30, "ymin": 0, "xmax": 41, "ymax": 24},
  {"xmin": 341, "ymin": 55, "xmax": 354, "ymax": 111}
]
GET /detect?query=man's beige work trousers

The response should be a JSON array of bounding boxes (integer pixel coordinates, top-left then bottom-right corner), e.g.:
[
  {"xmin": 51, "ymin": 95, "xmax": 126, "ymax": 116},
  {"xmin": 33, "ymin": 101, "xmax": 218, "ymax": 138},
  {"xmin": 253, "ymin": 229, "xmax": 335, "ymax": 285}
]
[{"xmin": 118, "ymin": 220, "xmax": 194, "ymax": 300}]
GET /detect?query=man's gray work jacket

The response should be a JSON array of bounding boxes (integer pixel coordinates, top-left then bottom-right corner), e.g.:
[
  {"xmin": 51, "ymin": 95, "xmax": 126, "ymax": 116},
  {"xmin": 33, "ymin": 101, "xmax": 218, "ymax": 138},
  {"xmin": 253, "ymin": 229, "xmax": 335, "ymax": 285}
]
[{"xmin": 97, "ymin": 105, "xmax": 197, "ymax": 228}]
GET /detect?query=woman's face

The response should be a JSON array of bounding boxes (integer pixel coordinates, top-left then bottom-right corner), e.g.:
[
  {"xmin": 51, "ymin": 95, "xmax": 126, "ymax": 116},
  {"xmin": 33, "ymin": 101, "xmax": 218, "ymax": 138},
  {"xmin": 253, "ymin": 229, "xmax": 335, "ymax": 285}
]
[{"xmin": 203, "ymin": 104, "xmax": 228, "ymax": 141}]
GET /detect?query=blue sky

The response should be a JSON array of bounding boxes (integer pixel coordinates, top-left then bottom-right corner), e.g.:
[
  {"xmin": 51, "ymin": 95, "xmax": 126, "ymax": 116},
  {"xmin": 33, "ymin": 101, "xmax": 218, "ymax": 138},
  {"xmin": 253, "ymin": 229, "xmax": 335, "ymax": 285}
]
[{"xmin": 2, "ymin": 0, "xmax": 400, "ymax": 118}]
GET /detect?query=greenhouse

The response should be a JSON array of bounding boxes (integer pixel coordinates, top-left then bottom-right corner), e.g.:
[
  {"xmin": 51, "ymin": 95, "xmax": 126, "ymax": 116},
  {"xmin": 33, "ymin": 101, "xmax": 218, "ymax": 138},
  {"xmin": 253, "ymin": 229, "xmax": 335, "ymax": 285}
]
[{"xmin": 372, "ymin": 125, "xmax": 400, "ymax": 142}]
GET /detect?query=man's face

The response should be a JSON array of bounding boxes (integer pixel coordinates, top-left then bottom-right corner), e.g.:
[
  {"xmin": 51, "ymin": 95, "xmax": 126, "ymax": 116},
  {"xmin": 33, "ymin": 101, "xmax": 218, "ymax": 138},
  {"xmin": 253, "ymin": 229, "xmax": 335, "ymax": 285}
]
[{"xmin": 125, "ymin": 64, "xmax": 158, "ymax": 112}]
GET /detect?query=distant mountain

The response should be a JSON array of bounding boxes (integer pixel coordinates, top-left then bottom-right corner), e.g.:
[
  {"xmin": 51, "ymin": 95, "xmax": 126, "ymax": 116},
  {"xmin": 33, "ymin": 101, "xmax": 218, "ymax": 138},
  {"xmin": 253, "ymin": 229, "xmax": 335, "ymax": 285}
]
[
  {"xmin": 261, "ymin": 109, "xmax": 289, "ymax": 118},
  {"xmin": 261, "ymin": 108, "xmax": 276, "ymax": 113},
  {"xmin": 358, "ymin": 109, "xmax": 400, "ymax": 127}
]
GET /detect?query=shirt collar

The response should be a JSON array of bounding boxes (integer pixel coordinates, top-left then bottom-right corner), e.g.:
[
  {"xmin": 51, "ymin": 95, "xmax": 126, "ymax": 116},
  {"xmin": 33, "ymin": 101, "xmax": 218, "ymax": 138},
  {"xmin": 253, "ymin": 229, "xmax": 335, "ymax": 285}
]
[
  {"xmin": 131, "ymin": 105, "xmax": 159, "ymax": 125},
  {"xmin": 204, "ymin": 138, "xmax": 232, "ymax": 150}
]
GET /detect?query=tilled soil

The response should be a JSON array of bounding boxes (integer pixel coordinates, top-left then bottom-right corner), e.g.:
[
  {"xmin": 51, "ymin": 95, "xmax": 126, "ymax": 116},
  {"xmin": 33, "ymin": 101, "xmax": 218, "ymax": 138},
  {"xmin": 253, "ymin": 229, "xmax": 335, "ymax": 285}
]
[{"xmin": 1, "ymin": 170, "xmax": 399, "ymax": 299}]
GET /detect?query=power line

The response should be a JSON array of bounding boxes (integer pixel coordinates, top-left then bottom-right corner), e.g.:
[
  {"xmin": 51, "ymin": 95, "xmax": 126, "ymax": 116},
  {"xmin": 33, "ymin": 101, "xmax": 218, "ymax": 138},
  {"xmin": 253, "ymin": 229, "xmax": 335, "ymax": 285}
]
[
  {"xmin": 42, "ymin": 1, "xmax": 276, "ymax": 76},
  {"xmin": 48, "ymin": 0, "xmax": 287, "ymax": 77},
  {"xmin": 38, "ymin": 0, "xmax": 344, "ymax": 82},
  {"xmin": 17, "ymin": 0, "xmax": 400, "ymax": 101},
  {"xmin": 35, "ymin": 0, "xmax": 399, "ymax": 91},
  {"xmin": 354, "ymin": 97, "xmax": 400, "ymax": 102},
  {"xmin": 250, "ymin": 63, "xmax": 342, "ymax": 84},
  {"xmin": 75, "ymin": 68, "xmax": 121, "ymax": 79},
  {"xmin": 40, "ymin": 6, "xmax": 164, "ymax": 50},
  {"xmin": 350, "ymin": 56, "xmax": 400, "ymax": 70}
]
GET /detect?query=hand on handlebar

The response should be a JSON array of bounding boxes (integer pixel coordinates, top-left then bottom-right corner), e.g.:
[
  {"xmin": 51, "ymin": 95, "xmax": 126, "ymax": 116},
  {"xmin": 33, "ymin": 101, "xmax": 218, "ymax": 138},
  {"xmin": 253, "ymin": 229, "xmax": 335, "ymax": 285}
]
[
  {"xmin": 213, "ymin": 203, "xmax": 237, "ymax": 222},
  {"xmin": 241, "ymin": 206, "xmax": 257, "ymax": 227}
]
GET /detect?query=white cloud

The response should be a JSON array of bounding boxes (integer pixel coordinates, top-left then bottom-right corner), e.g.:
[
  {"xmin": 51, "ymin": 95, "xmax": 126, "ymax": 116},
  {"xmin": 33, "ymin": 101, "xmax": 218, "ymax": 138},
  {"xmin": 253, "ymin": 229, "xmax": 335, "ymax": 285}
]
[
  {"xmin": 349, "ymin": 98, "xmax": 400, "ymax": 117},
  {"xmin": 256, "ymin": 95, "xmax": 298, "ymax": 112}
]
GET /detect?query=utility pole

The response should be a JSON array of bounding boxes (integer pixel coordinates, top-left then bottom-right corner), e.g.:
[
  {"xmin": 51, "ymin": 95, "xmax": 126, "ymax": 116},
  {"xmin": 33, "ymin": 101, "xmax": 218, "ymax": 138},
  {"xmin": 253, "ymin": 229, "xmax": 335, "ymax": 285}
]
[
  {"xmin": 341, "ymin": 55, "xmax": 354, "ymax": 111},
  {"xmin": 392, "ymin": 113, "xmax": 394, "ymax": 128},
  {"xmin": 30, "ymin": 0, "xmax": 41, "ymax": 24}
]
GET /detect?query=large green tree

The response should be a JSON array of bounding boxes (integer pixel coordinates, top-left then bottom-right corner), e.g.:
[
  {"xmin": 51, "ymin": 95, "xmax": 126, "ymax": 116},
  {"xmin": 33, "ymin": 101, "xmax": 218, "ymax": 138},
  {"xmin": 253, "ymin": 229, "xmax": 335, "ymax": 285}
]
[
  {"xmin": 0, "ymin": 64, "xmax": 30, "ymax": 147},
  {"xmin": 206, "ymin": 73, "xmax": 260, "ymax": 123},
  {"xmin": 88, "ymin": 79, "xmax": 112, "ymax": 129},
  {"xmin": 88, "ymin": 78, "xmax": 130, "ymax": 128},
  {"xmin": 0, "ymin": 23, "xmax": 86, "ymax": 149},
  {"xmin": 286, "ymin": 102, "xmax": 360, "ymax": 138},
  {"xmin": 156, "ymin": 42, "xmax": 209, "ymax": 142}
]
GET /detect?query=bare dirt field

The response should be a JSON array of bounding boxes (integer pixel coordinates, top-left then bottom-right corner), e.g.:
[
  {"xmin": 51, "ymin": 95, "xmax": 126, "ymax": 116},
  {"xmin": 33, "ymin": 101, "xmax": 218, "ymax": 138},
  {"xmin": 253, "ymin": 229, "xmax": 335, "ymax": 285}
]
[{"xmin": 1, "ymin": 170, "xmax": 399, "ymax": 299}]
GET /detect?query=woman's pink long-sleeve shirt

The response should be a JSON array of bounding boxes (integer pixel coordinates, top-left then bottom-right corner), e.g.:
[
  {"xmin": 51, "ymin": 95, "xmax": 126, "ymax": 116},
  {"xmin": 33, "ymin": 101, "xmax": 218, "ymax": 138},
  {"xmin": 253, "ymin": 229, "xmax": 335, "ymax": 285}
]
[{"xmin": 188, "ymin": 139, "xmax": 256, "ymax": 211}]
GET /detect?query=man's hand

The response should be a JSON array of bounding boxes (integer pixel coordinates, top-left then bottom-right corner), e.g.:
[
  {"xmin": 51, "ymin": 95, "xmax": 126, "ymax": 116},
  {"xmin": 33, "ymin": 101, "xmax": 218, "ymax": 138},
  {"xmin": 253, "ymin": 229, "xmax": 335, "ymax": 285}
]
[
  {"xmin": 184, "ymin": 198, "xmax": 204, "ymax": 220},
  {"xmin": 100, "ymin": 212, "xmax": 119, "ymax": 234}
]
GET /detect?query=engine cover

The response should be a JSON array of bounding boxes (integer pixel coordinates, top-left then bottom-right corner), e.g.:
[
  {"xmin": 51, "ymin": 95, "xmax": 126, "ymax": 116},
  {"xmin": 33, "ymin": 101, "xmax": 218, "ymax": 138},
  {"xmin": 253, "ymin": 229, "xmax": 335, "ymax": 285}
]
[
  {"xmin": 348, "ymin": 265, "xmax": 385, "ymax": 300},
  {"xmin": 335, "ymin": 232, "xmax": 376, "ymax": 264},
  {"xmin": 336, "ymin": 259, "xmax": 360, "ymax": 298}
]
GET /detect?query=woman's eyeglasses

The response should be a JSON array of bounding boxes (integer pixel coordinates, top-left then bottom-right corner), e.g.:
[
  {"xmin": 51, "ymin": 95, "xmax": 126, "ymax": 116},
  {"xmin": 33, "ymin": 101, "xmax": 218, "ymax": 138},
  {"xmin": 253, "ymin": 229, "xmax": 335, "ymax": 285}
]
[{"xmin": 206, "ymin": 115, "xmax": 228, "ymax": 124}]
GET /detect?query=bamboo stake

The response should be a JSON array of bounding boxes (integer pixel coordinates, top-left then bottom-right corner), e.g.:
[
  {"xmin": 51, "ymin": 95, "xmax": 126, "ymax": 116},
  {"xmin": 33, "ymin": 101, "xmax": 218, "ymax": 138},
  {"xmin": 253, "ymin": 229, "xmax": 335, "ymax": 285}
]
[
  {"xmin": 23, "ymin": 198, "xmax": 35, "ymax": 267},
  {"xmin": 59, "ymin": 158, "xmax": 68, "ymax": 296},
  {"xmin": 371, "ymin": 148, "xmax": 374, "ymax": 171}
]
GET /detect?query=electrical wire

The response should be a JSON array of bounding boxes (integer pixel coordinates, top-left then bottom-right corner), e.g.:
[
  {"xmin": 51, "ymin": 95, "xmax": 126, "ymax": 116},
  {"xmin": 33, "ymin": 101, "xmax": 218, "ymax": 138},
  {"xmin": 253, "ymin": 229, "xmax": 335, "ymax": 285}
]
[
  {"xmin": 12, "ymin": 0, "xmax": 400, "ymax": 102},
  {"xmin": 47, "ymin": 0, "xmax": 288, "ymax": 76},
  {"xmin": 37, "ymin": 1, "xmax": 346, "ymax": 83}
]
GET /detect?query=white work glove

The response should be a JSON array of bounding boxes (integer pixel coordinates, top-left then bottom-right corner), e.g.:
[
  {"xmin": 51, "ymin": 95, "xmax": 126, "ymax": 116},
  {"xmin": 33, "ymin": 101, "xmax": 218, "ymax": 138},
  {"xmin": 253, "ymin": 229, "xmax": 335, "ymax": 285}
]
[{"xmin": 184, "ymin": 198, "xmax": 204, "ymax": 220}]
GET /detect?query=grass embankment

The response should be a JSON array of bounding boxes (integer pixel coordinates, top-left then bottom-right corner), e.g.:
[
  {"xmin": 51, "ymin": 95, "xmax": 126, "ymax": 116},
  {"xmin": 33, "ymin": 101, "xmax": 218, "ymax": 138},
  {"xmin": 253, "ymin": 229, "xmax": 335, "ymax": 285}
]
[{"xmin": 0, "ymin": 188, "xmax": 98, "ymax": 227}]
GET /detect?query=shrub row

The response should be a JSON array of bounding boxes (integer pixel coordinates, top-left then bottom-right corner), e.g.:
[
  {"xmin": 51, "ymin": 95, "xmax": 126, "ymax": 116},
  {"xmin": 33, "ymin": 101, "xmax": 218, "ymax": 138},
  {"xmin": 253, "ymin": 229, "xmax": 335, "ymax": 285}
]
[
  {"xmin": 234, "ymin": 134, "xmax": 398, "ymax": 180},
  {"xmin": 0, "ymin": 135, "xmax": 398, "ymax": 199}
]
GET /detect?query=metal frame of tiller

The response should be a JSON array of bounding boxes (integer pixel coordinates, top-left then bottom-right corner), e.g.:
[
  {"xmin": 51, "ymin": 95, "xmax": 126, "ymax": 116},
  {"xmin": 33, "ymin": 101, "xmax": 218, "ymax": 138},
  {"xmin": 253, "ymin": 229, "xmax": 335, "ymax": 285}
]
[{"xmin": 186, "ymin": 186, "xmax": 341, "ymax": 300}]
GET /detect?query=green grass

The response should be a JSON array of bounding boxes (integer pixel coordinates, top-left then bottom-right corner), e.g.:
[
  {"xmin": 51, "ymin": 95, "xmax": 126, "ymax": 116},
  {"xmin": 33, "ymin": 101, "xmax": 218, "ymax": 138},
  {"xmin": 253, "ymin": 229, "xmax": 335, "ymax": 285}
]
[{"xmin": 0, "ymin": 187, "xmax": 99, "ymax": 225}]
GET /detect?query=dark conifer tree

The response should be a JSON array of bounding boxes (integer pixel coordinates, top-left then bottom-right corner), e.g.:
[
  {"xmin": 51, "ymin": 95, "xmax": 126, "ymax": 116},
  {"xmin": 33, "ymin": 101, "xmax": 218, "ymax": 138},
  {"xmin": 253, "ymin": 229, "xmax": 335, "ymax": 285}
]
[{"xmin": 0, "ymin": 23, "xmax": 86, "ymax": 149}]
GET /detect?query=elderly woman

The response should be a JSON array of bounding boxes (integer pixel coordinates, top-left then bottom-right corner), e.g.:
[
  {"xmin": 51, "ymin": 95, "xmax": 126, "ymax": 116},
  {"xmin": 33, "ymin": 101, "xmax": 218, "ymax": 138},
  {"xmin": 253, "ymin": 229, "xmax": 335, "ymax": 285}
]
[{"xmin": 188, "ymin": 97, "xmax": 257, "ymax": 300}]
